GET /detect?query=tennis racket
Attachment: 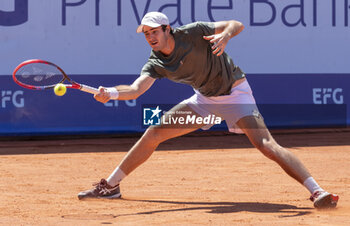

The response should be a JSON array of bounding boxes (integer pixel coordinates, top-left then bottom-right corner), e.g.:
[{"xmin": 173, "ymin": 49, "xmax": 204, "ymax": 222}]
[{"xmin": 12, "ymin": 59, "xmax": 99, "ymax": 95}]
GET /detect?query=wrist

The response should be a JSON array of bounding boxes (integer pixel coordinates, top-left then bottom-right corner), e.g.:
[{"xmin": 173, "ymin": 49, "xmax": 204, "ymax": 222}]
[
  {"xmin": 223, "ymin": 30, "xmax": 232, "ymax": 39},
  {"xmin": 105, "ymin": 87, "xmax": 119, "ymax": 100}
]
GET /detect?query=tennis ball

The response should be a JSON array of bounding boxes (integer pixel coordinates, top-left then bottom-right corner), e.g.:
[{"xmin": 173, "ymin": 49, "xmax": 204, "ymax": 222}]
[{"xmin": 54, "ymin": 83, "xmax": 67, "ymax": 96}]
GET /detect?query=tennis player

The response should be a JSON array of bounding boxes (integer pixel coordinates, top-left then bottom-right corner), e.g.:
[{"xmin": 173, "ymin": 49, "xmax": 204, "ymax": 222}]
[{"xmin": 78, "ymin": 12, "xmax": 339, "ymax": 208}]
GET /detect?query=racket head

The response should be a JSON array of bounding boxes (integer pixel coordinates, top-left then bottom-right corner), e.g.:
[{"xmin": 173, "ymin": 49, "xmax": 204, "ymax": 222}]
[{"xmin": 12, "ymin": 59, "xmax": 70, "ymax": 90}]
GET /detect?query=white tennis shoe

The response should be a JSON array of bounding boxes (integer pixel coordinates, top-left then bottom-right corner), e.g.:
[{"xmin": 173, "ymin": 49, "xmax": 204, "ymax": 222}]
[{"xmin": 310, "ymin": 190, "xmax": 339, "ymax": 209}]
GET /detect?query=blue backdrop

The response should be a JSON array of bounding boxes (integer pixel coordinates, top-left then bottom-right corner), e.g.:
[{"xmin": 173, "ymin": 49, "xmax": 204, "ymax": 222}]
[{"xmin": 0, "ymin": 74, "xmax": 348, "ymax": 136}]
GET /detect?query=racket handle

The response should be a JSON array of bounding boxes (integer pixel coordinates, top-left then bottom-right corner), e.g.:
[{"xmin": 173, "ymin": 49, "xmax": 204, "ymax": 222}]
[{"xmin": 80, "ymin": 84, "xmax": 99, "ymax": 95}]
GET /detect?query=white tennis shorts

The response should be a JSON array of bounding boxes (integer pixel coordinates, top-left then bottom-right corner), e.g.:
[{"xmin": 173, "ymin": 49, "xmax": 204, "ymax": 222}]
[{"xmin": 181, "ymin": 79, "xmax": 260, "ymax": 133}]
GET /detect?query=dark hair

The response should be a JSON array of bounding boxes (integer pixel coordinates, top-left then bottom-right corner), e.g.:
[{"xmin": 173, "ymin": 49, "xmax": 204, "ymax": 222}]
[{"xmin": 161, "ymin": 25, "xmax": 174, "ymax": 35}]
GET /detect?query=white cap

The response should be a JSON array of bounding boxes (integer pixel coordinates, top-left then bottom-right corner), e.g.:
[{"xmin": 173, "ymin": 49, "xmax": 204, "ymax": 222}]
[{"xmin": 136, "ymin": 12, "xmax": 169, "ymax": 33}]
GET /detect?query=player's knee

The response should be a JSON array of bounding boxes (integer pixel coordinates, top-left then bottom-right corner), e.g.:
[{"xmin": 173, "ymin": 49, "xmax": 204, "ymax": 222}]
[
  {"xmin": 254, "ymin": 138, "xmax": 279, "ymax": 161},
  {"xmin": 143, "ymin": 126, "xmax": 166, "ymax": 144}
]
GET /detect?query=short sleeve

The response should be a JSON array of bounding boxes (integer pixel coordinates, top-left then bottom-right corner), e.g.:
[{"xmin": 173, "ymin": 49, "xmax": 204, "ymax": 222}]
[
  {"xmin": 177, "ymin": 22, "xmax": 215, "ymax": 37},
  {"xmin": 141, "ymin": 61, "xmax": 163, "ymax": 79},
  {"xmin": 196, "ymin": 22, "xmax": 216, "ymax": 36}
]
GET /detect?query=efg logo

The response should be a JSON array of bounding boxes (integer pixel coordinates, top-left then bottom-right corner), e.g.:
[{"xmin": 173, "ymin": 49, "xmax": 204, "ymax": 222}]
[
  {"xmin": 0, "ymin": 0, "xmax": 28, "ymax": 26},
  {"xmin": 312, "ymin": 88, "xmax": 344, "ymax": 104},
  {"xmin": 1, "ymin": 90, "xmax": 24, "ymax": 108}
]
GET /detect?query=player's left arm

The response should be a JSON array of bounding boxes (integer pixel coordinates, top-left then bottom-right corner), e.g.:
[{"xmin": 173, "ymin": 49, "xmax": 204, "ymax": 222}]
[{"xmin": 203, "ymin": 20, "xmax": 244, "ymax": 56}]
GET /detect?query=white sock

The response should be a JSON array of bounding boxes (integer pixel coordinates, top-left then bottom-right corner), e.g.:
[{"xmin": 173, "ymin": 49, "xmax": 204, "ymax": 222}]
[
  {"xmin": 106, "ymin": 167, "xmax": 126, "ymax": 187},
  {"xmin": 303, "ymin": 177, "xmax": 324, "ymax": 194}
]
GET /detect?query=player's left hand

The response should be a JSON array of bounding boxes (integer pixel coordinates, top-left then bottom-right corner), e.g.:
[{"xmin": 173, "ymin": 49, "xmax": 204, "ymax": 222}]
[{"xmin": 203, "ymin": 33, "xmax": 229, "ymax": 56}]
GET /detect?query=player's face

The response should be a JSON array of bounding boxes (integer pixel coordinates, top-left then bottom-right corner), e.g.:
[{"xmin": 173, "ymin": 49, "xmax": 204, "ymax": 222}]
[{"xmin": 143, "ymin": 26, "xmax": 169, "ymax": 52}]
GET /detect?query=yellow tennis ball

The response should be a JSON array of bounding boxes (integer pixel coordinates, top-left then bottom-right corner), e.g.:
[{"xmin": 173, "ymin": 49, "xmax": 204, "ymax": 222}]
[{"xmin": 54, "ymin": 83, "xmax": 67, "ymax": 96}]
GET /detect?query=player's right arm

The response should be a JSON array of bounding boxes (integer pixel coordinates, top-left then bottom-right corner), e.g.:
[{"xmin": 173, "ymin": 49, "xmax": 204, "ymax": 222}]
[
  {"xmin": 203, "ymin": 20, "xmax": 244, "ymax": 56},
  {"xmin": 94, "ymin": 74, "xmax": 155, "ymax": 103}
]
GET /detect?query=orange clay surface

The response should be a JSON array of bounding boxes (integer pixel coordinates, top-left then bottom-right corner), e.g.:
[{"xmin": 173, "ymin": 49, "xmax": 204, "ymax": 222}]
[{"xmin": 0, "ymin": 130, "xmax": 349, "ymax": 225}]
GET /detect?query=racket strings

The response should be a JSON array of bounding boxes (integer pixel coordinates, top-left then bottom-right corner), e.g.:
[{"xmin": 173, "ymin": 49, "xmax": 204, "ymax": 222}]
[{"xmin": 15, "ymin": 63, "xmax": 64, "ymax": 87}]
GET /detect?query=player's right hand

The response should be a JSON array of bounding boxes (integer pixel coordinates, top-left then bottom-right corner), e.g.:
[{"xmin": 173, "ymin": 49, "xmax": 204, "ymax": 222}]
[
  {"xmin": 203, "ymin": 32, "xmax": 229, "ymax": 56},
  {"xmin": 94, "ymin": 86, "xmax": 111, "ymax": 104}
]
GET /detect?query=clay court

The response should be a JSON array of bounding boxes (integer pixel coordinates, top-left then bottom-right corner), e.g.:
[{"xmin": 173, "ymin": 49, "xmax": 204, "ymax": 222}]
[{"xmin": 0, "ymin": 130, "xmax": 349, "ymax": 225}]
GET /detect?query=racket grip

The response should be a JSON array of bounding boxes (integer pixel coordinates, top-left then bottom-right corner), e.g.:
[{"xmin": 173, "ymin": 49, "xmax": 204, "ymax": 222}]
[{"xmin": 80, "ymin": 84, "xmax": 99, "ymax": 95}]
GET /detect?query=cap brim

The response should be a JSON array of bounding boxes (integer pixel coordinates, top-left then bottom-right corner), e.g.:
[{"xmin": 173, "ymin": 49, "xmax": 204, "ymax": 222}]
[
  {"xmin": 136, "ymin": 25, "xmax": 144, "ymax": 33},
  {"xmin": 136, "ymin": 22, "xmax": 163, "ymax": 33}
]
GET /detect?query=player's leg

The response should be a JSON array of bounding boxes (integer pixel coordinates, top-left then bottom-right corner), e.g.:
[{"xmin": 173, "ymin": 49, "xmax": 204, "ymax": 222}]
[
  {"xmin": 78, "ymin": 104, "xmax": 204, "ymax": 199},
  {"xmin": 237, "ymin": 115, "xmax": 311, "ymax": 183},
  {"xmin": 236, "ymin": 114, "xmax": 339, "ymax": 208},
  {"xmin": 116, "ymin": 104, "xmax": 204, "ymax": 177}
]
